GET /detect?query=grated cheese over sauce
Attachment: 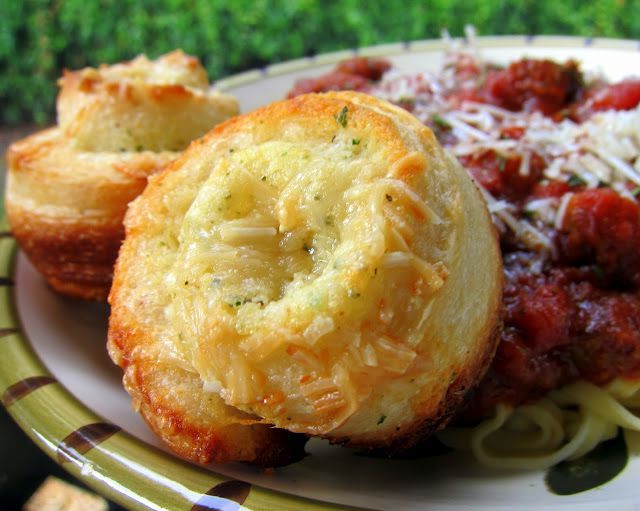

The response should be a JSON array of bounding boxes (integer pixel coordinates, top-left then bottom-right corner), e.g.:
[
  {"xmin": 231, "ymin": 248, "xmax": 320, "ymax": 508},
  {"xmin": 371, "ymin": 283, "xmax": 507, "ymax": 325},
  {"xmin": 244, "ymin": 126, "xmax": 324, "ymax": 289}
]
[{"xmin": 371, "ymin": 53, "xmax": 640, "ymax": 260}]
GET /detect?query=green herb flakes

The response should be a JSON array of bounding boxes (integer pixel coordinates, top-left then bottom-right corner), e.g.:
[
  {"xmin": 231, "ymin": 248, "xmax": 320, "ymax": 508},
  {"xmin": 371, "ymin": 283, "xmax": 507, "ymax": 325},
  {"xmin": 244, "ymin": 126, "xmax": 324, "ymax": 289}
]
[
  {"xmin": 432, "ymin": 114, "xmax": 451, "ymax": 129},
  {"xmin": 568, "ymin": 174, "xmax": 586, "ymax": 187},
  {"xmin": 335, "ymin": 106, "xmax": 348, "ymax": 128}
]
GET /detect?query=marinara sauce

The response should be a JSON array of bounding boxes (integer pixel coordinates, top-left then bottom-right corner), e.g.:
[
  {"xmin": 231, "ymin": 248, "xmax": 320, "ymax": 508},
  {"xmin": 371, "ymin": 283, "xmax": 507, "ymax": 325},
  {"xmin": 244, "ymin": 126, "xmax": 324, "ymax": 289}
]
[
  {"xmin": 447, "ymin": 60, "xmax": 640, "ymax": 420},
  {"xmin": 287, "ymin": 57, "xmax": 390, "ymax": 97}
]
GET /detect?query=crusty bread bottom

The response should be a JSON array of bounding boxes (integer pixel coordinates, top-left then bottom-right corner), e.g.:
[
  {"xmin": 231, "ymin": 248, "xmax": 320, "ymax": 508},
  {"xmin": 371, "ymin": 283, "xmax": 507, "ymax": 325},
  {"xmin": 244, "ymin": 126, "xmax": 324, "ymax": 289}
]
[
  {"xmin": 8, "ymin": 207, "xmax": 123, "ymax": 300},
  {"xmin": 108, "ymin": 321, "xmax": 308, "ymax": 466}
]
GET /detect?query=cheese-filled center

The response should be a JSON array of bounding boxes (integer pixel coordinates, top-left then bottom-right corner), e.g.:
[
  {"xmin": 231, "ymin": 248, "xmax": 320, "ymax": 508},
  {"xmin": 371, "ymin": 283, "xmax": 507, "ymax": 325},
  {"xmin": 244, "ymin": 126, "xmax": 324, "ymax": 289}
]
[{"xmin": 166, "ymin": 123, "xmax": 456, "ymax": 435}]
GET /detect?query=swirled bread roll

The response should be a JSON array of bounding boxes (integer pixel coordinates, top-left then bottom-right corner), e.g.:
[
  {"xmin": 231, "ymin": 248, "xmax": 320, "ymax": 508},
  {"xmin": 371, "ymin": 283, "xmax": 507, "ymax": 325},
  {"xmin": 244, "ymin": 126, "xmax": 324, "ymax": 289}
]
[
  {"xmin": 57, "ymin": 51, "xmax": 237, "ymax": 153},
  {"xmin": 5, "ymin": 50, "xmax": 238, "ymax": 300},
  {"xmin": 108, "ymin": 91, "xmax": 502, "ymax": 464}
]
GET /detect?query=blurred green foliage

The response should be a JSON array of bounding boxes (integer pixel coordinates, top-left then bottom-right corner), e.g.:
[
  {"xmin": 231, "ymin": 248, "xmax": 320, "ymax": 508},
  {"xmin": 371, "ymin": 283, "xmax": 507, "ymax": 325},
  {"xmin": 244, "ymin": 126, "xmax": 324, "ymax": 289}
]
[{"xmin": 1, "ymin": 0, "xmax": 639, "ymax": 124}]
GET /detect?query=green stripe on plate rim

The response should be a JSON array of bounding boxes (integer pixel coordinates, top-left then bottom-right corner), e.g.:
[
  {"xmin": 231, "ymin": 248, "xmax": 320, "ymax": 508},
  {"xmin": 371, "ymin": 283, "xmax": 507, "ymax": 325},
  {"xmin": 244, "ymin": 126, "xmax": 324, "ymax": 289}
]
[{"xmin": 3, "ymin": 35, "xmax": 640, "ymax": 510}]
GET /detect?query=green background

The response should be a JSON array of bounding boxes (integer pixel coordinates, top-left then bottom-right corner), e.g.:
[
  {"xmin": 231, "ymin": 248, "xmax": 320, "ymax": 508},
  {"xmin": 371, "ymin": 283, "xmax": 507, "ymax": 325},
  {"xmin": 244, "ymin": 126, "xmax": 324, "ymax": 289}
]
[{"xmin": 1, "ymin": 0, "xmax": 639, "ymax": 125}]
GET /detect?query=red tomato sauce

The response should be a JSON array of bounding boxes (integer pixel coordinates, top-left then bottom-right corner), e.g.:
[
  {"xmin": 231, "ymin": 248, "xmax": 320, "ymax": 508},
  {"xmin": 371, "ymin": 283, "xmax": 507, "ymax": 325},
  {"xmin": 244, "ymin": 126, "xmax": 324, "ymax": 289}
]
[
  {"xmin": 287, "ymin": 57, "xmax": 390, "ymax": 98},
  {"xmin": 459, "ymin": 150, "xmax": 546, "ymax": 202},
  {"xmin": 463, "ymin": 254, "xmax": 640, "ymax": 419},
  {"xmin": 482, "ymin": 59, "xmax": 582, "ymax": 116},
  {"xmin": 571, "ymin": 79, "xmax": 640, "ymax": 121},
  {"xmin": 463, "ymin": 186, "xmax": 640, "ymax": 419}
]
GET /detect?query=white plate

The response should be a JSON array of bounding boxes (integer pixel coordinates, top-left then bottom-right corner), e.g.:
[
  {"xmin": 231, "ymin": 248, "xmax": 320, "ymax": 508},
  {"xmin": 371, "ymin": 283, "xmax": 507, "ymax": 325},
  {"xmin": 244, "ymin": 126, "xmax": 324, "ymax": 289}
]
[{"xmin": 4, "ymin": 36, "xmax": 640, "ymax": 511}]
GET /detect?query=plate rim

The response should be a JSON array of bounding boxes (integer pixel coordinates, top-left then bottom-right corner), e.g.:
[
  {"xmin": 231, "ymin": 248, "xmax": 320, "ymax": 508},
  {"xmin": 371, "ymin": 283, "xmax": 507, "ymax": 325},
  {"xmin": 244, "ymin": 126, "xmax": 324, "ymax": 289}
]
[
  {"xmin": 2, "ymin": 34, "xmax": 640, "ymax": 511},
  {"xmin": 214, "ymin": 34, "xmax": 640, "ymax": 92}
]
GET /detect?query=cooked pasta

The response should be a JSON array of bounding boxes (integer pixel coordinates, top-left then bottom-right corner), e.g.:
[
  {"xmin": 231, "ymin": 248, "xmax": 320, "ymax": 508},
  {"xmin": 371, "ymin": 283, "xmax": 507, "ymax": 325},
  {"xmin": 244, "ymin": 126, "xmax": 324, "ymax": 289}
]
[{"xmin": 438, "ymin": 378, "xmax": 640, "ymax": 469}]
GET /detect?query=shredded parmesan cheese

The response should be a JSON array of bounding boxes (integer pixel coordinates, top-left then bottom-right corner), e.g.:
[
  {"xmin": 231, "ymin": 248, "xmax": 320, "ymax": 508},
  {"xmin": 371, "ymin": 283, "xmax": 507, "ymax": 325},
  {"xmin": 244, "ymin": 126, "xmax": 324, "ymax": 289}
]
[
  {"xmin": 370, "ymin": 51, "xmax": 640, "ymax": 261},
  {"xmin": 302, "ymin": 315, "xmax": 335, "ymax": 345},
  {"xmin": 219, "ymin": 225, "xmax": 277, "ymax": 243},
  {"xmin": 381, "ymin": 251, "xmax": 412, "ymax": 268}
]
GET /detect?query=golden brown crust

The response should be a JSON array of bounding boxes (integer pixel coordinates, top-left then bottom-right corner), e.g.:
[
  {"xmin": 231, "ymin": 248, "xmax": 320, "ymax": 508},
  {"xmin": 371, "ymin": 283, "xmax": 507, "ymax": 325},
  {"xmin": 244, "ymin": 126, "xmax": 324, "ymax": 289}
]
[
  {"xmin": 24, "ymin": 477, "xmax": 108, "ymax": 511},
  {"xmin": 5, "ymin": 128, "xmax": 168, "ymax": 299},
  {"xmin": 57, "ymin": 51, "xmax": 238, "ymax": 153},
  {"xmin": 108, "ymin": 291, "xmax": 308, "ymax": 466},
  {"xmin": 108, "ymin": 91, "xmax": 502, "ymax": 464},
  {"xmin": 5, "ymin": 51, "xmax": 239, "ymax": 300},
  {"xmin": 311, "ymin": 146, "xmax": 504, "ymax": 451},
  {"xmin": 8, "ymin": 210, "xmax": 124, "ymax": 300},
  {"xmin": 127, "ymin": 360, "xmax": 308, "ymax": 466},
  {"xmin": 332, "ymin": 317, "xmax": 503, "ymax": 453}
]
